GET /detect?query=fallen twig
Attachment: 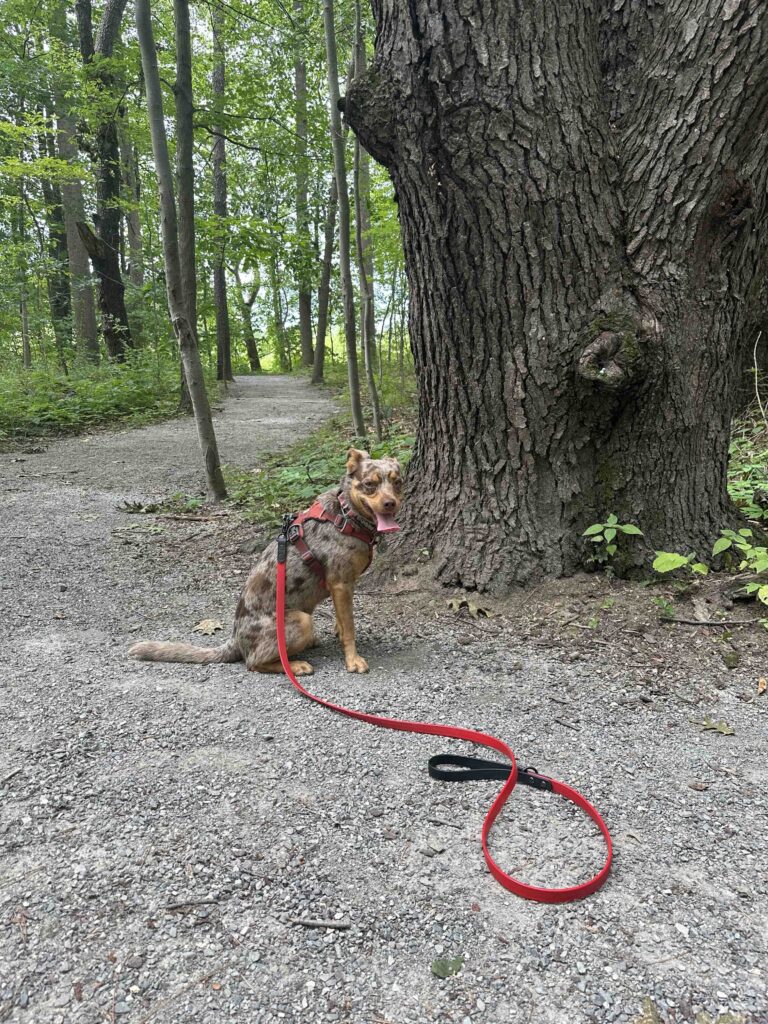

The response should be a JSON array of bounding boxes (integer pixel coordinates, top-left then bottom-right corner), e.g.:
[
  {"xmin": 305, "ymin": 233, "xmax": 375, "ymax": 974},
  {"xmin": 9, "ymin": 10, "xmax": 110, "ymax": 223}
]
[
  {"xmin": 164, "ymin": 898, "xmax": 218, "ymax": 912},
  {"xmin": 554, "ymin": 717, "xmax": 581, "ymax": 732},
  {"xmin": 289, "ymin": 917, "xmax": 351, "ymax": 930},
  {"xmin": 661, "ymin": 617, "xmax": 756, "ymax": 627}
]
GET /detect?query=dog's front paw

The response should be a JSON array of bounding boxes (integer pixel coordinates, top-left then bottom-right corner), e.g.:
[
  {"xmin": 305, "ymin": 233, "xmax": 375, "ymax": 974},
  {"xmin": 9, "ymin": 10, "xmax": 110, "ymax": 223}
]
[
  {"xmin": 290, "ymin": 660, "xmax": 314, "ymax": 676},
  {"xmin": 345, "ymin": 654, "xmax": 369, "ymax": 673}
]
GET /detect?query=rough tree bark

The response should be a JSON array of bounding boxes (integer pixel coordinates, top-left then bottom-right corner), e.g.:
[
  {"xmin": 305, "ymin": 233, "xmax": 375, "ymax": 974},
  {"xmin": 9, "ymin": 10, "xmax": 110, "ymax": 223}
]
[
  {"xmin": 136, "ymin": 0, "xmax": 227, "ymax": 501},
  {"xmin": 323, "ymin": 0, "xmax": 366, "ymax": 437},
  {"xmin": 75, "ymin": 0, "xmax": 133, "ymax": 360},
  {"xmin": 211, "ymin": 2, "xmax": 234, "ymax": 382},
  {"xmin": 344, "ymin": 0, "xmax": 768, "ymax": 590},
  {"xmin": 312, "ymin": 177, "xmax": 338, "ymax": 384}
]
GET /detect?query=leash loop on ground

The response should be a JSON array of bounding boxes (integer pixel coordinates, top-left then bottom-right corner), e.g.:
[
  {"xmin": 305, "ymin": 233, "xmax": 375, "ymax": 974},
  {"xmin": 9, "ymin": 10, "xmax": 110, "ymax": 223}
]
[{"xmin": 275, "ymin": 542, "xmax": 613, "ymax": 903}]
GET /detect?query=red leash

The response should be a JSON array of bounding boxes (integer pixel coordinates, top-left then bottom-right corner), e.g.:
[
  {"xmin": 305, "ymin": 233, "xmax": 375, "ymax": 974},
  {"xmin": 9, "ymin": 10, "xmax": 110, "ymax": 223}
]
[{"xmin": 275, "ymin": 540, "xmax": 613, "ymax": 903}]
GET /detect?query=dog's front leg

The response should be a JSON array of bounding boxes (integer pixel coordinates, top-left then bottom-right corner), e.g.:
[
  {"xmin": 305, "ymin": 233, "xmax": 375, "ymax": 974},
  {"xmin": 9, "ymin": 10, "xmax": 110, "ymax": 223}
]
[{"xmin": 329, "ymin": 582, "xmax": 368, "ymax": 673}]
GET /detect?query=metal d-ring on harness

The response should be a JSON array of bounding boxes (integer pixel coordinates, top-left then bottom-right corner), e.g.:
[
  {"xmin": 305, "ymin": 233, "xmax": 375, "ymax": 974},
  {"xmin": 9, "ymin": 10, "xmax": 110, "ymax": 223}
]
[{"xmin": 275, "ymin": 514, "xmax": 613, "ymax": 903}]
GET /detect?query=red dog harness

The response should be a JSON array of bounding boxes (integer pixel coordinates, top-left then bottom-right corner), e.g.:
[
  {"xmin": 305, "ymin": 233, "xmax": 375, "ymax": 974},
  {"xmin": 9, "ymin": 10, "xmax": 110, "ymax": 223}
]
[
  {"xmin": 275, "ymin": 525, "xmax": 613, "ymax": 903},
  {"xmin": 285, "ymin": 493, "xmax": 377, "ymax": 588}
]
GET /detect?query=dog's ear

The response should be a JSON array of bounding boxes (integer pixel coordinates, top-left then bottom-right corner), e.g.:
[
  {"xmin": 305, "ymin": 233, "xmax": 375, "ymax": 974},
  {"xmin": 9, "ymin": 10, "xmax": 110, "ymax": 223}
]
[{"xmin": 346, "ymin": 447, "xmax": 369, "ymax": 478}]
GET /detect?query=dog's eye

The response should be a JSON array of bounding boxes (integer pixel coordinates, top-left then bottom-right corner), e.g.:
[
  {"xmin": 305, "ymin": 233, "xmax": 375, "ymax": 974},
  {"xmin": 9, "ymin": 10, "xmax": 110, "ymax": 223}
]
[{"xmin": 361, "ymin": 480, "xmax": 378, "ymax": 493}]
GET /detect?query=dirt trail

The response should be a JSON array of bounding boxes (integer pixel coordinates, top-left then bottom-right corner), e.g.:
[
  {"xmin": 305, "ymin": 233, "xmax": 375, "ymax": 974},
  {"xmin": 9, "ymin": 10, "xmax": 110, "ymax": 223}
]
[{"xmin": 1, "ymin": 376, "xmax": 766, "ymax": 1024}]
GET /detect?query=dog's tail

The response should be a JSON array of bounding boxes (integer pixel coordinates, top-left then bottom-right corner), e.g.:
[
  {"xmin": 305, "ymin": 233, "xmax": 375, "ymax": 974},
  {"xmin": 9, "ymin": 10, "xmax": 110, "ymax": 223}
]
[{"xmin": 129, "ymin": 637, "xmax": 242, "ymax": 665}]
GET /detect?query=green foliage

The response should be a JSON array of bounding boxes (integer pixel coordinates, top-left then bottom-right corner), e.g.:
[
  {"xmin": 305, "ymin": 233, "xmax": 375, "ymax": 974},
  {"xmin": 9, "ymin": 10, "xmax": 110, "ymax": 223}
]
[
  {"xmin": 651, "ymin": 551, "xmax": 709, "ymax": 576},
  {"xmin": 727, "ymin": 418, "xmax": 768, "ymax": 522},
  {"xmin": 0, "ymin": 354, "xmax": 213, "ymax": 439},
  {"xmin": 713, "ymin": 528, "xmax": 768, "ymax": 604},
  {"xmin": 583, "ymin": 513, "xmax": 643, "ymax": 568}
]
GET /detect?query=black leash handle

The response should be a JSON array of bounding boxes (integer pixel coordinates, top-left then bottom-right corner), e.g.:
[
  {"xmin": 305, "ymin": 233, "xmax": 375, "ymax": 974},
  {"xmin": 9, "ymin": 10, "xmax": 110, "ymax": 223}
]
[{"xmin": 428, "ymin": 753, "xmax": 553, "ymax": 791}]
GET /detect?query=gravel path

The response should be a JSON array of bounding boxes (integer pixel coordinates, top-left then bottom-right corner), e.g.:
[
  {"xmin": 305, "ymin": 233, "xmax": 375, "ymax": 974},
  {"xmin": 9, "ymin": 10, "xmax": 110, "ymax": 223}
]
[{"xmin": 1, "ymin": 376, "xmax": 766, "ymax": 1024}]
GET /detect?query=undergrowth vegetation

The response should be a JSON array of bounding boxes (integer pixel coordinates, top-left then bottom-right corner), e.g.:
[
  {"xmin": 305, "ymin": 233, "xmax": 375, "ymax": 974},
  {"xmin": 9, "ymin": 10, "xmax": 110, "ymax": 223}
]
[{"xmin": 0, "ymin": 354, "xmax": 210, "ymax": 440}]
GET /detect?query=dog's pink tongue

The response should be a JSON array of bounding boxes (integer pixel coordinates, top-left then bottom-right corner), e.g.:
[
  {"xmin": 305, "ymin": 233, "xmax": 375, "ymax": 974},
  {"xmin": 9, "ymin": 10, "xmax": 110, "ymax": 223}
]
[{"xmin": 375, "ymin": 512, "xmax": 400, "ymax": 534}]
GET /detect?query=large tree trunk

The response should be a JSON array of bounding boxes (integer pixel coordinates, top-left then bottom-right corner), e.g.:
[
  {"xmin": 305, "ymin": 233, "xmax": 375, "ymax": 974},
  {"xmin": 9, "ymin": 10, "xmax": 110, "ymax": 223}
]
[
  {"xmin": 75, "ymin": 0, "xmax": 133, "ymax": 361},
  {"xmin": 345, "ymin": 1, "xmax": 768, "ymax": 591},
  {"xmin": 211, "ymin": 3, "xmax": 234, "ymax": 383},
  {"xmin": 136, "ymin": 0, "xmax": 227, "ymax": 501},
  {"xmin": 323, "ymin": 0, "xmax": 366, "ymax": 437},
  {"xmin": 312, "ymin": 177, "xmax": 338, "ymax": 384}
]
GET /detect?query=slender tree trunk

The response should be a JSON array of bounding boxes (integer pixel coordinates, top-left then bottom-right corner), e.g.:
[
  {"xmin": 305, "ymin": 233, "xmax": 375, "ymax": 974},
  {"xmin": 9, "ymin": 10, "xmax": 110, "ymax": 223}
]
[
  {"xmin": 211, "ymin": 3, "xmax": 234, "ymax": 383},
  {"xmin": 40, "ymin": 129, "xmax": 71, "ymax": 372},
  {"xmin": 294, "ymin": 0, "xmax": 314, "ymax": 368},
  {"xmin": 52, "ymin": 0, "xmax": 99, "ymax": 362},
  {"xmin": 323, "ymin": 0, "xmax": 365, "ymax": 436},
  {"xmin": 269, "ymin": 253, "xmax": 290, "ymax": 372},
  {"xmin": 120, "ymin": 130, "xmax": 144, "ymax": 290},
  {"xmin": 173, "ymin": 0, "xmax": 196, "ymax": 411},
  {"xmin": 345, "ymin": 0, "xmax": 768, "ymax": 590},
  {"xmin": 136, "ymin": 0, "xmax": 227, "ymax": 501},
  {"xmin": 312, "ymin": 178, "xmax": 338, "ymax": 385},
  {"xmin": 14, "ymin": 198, "xmax": 32, "ymax": 369},
  {"xmin": 75, "ymin": 0, "xmax": 133, "ymax": 360},
  {"xmin": 352, "ymin": 2, "xmax": 381, "ymax": 438},
  {"xmin": 234, "ymin": 265, "xmax": 261, "ymax": 372},
  {"xmin": 57, "ymin": 109, "xmax": 99, "ymax": 361}
]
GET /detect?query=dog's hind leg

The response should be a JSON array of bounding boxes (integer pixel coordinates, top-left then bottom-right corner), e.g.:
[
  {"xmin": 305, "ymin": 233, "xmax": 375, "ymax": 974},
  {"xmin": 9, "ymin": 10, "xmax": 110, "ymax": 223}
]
[{"xmin": 245, "ymin": 611, "xmax": 315, "ymax": 675}]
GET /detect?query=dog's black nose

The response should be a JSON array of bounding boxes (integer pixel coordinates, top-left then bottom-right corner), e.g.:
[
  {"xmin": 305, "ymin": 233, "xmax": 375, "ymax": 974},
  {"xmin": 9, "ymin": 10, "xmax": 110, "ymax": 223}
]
[{"xmin": 382, "ymin": 499, "xmax": 396, "ymax": 512}]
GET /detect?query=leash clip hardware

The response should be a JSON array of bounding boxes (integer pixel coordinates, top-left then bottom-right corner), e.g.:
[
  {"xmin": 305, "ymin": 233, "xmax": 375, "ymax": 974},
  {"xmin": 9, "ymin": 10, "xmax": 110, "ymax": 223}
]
[
  {"xmin": 278, "ymin": 513, "xmax": 295, "ymax": 564},
  {"xmin": 518, "ymin": 766, "xmax": 553, "ymax": 792}
]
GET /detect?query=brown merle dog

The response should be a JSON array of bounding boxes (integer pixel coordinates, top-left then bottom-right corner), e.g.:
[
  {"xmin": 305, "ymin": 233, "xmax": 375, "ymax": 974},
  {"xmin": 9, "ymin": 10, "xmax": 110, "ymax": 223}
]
[{"xmin": 129, "ymin": 449, "xmax": 402, "ymax": 675}]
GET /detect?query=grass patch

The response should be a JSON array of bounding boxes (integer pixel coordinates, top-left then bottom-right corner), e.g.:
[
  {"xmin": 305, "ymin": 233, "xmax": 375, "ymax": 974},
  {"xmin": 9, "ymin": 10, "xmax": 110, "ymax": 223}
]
[{"xmin": 0, "ymin": 354, "xmax": 215, "ymax": 440}]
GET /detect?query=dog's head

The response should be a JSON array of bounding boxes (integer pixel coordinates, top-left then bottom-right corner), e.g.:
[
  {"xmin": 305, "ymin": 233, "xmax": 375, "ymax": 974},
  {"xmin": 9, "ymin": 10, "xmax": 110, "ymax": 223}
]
[{"xmin": 343, "ymin": 448, "xmax": 403, "ymax": 533}]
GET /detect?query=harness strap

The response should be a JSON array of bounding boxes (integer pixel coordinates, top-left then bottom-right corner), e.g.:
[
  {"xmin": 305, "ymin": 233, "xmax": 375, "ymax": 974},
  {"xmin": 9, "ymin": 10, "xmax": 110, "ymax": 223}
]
[
  {"xmin": 285, "ymin": 498, "xmax": 376, "ymax": 587},
  {"xmin": 275, "ymin": 539, "xmax": 613, "ymax": 904}
]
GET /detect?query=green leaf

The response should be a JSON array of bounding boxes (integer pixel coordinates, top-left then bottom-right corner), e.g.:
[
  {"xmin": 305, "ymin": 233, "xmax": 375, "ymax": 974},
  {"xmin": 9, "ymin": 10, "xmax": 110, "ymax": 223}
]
[
  {"xmin": 712, "ymin": 537, "xmax": 733, "ymax": 556},
  {"xmin": 603, "ymin": 528, "xmax": 616, "ymax": 542},
  {"xmin": 652, "ymin": 552, "xmax": 690, "ymax": 573},
  {"xmin": 698, "ymin": 717, "xmax": 735, "ymax": 736},
  {"xmin": 738, "ymin": 528, "xmax": 753, "ymax": 537},
  {"xmin": 431, "ymin": 956, "xmax": 464, "ymax": 979},
  {"xmin": 691, "ymin": 562, "xmax": 709, "ymax": 575},
  {"xmin": 758, "ymin": 585, "xmax": 768, "ymax": 605},
  {"xmin": 606, "ymin": 513, "xmax": 618, "ymax": 526},
  {"xmin": 582, "ymin": 523, "xmax": 604, "ymax": 536},
  {"xmin": 618, "ymin": 524, "xmax": 643, "ymax": 535},
  {"xmin": 606, "ymin": 544, "xmax": 617, "ymax": 555}
]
